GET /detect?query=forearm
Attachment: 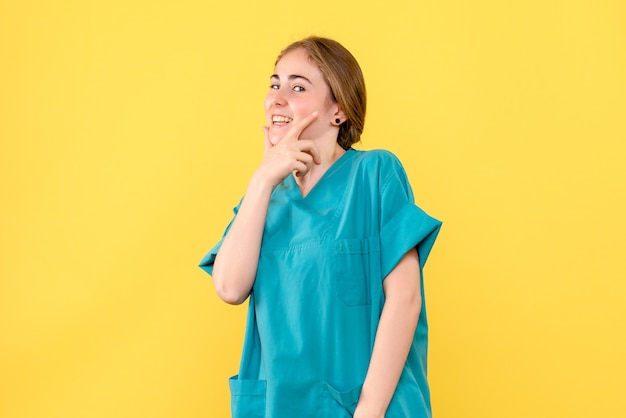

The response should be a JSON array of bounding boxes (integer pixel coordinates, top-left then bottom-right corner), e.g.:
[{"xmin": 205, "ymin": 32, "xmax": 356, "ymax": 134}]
[
  {"xmin": 212, "ymin": 112, "xmax": 321, "ymax": 304},
  {"xmin": 211, "ymin": 172, "xmax": 274, "ymax": 304},
  {"xmin": 355, "ymin": 249, "xmax": 421, "ymax": 417}
]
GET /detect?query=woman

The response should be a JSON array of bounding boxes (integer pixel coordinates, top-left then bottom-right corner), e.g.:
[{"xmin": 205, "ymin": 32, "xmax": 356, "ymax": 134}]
[{"xmin": 199, "ymin": 37, "xmax": 441, "ymax": 418}]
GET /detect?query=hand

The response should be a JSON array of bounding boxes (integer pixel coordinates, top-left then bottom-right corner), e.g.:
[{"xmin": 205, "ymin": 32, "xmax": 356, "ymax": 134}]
[
  {"xmin": 256, "ymin": 111, "xmax": 321, "ymax": 186},
  {"xmin": 353, "ymin": 406, "xmax": 384, "ymax": 418},
  {"xmin": 353, "ymin": 400, "xmax": 385, "ymax": 418}
]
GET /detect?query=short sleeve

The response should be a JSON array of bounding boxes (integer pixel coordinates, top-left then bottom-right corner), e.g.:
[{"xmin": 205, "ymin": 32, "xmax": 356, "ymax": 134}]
[
  {"xmin": 198, "ymin": 201, "xmax": 242, "ymax": 277},
  {"xmin": 378, "ymin": 154, "xmax": 442, "ymax": 278}
]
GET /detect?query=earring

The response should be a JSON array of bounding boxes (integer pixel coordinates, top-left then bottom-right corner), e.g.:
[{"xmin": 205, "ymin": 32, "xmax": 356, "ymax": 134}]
[{"xmin": 335, "ymin": 118, "xmax": 341, "ymax": 124}]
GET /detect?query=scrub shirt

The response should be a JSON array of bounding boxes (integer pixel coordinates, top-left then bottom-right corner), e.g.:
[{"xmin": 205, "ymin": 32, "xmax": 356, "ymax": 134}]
[{"xmin": 200, "ymin": 149, "xmax": 442, "ymax": 418}]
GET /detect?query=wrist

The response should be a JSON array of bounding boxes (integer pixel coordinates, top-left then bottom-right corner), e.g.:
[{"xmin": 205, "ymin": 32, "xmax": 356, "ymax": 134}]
[
  {"xmin": 249, "ymin": 169, "xmax": 278, "ymax": 194},
  {"xmin": 353, "ymin": 406, "xmax": 385, "ymax": 418},
  {"xmin": 354, "ymin": 387, "xmax": 387, "ymax": 418}
]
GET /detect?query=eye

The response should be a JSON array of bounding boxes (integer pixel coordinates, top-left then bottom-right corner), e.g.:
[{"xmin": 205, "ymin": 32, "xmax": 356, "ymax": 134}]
[
  {"xmin": 269, "ymin": 84, "xmax": 280, "ymax": 90},
  {"xmin": 293, "ymin": 85, "xmax": 305, "ymax": 92}
]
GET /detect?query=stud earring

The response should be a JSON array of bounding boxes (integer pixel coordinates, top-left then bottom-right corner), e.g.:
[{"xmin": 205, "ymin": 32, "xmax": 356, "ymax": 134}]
[{"xmin": 335, "ymin": 118, "xmax": 341, "ymax": 124}]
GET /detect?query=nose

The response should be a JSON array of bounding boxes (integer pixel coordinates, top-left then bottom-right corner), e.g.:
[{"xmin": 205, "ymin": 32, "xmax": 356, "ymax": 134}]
[{"xmin": 270, "ymin": 88, "xmax": 286, "ymax": 107}]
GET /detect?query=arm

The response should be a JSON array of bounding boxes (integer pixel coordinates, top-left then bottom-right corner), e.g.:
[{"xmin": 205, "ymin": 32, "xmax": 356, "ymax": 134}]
[
  {"xmin": 210, "ymin": 173, "xmax": 274, "ymax": 305},
  {"xmin": 353, "ymin": 248, "xmax": 422, "ymax": 418},
  {"xmin": 211, "ymin": 113, "xmax": 320, "ymax": 305}
]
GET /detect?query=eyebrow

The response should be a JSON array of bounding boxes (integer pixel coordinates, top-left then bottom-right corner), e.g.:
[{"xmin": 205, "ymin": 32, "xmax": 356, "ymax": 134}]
[{"xmin": 270, "ymin": 74, "xmax": 312, "ymax": 84}]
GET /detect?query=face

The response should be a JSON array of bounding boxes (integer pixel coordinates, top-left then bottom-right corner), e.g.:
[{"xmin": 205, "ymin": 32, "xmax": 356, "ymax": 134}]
[{"xmin": 264, "ymin": 48, "xmax": 339, "ymax": 145}]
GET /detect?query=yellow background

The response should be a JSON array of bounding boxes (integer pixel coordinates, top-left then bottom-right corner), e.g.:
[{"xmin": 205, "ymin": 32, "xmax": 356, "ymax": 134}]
[{"xmin": 1, "ymin": 0, "xmax": 625, "ymax": 417}]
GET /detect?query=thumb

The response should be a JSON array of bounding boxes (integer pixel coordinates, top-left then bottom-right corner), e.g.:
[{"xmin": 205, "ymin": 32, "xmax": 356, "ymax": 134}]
[{"xmin": 262, "ymin": 126, "xmax": 272, "ymax": 154}]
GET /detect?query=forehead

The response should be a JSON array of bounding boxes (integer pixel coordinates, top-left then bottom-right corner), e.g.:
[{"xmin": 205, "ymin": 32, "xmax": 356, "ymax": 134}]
[{"xmin": 274, "ymin": 48, "xmax": 323, "ymax": 80}]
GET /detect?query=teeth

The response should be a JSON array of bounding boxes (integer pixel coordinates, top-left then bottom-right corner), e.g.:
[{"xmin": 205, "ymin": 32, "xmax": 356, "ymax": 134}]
[{"xmin": 272, "ymin": 115, "xmax": 293, "ymax": 124}]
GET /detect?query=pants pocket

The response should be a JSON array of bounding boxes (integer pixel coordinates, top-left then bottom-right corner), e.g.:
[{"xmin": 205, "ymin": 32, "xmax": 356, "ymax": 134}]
[
  {"xmin": 229, "ymin": 375, "xmax": 266, "ymax": 418},
  {"xmin": 385, "ymin": 372, "xmax": 431, "ymax": 418},
  {"xmin": 322, "ymin": 381, "xmax": 363, "ymax": 416}
]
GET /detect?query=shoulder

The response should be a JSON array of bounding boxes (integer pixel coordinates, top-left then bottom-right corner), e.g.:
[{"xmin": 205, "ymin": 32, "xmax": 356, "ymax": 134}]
[
  {"xmin": 351, "ymin": 148, "xmax": 409, "ymax": 182},
  {"xmin": 351, "ymin": 148, "xmax": 405, "ymax": 172},
  {"xmin": 350, "ymin": 149, "xmax": 414, "ymax": 199}
]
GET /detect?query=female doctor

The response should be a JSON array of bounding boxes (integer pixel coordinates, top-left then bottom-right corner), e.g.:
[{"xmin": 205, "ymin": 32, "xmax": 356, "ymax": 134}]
[{"xmin": 199, "ymin": 37, "xmax": 441, "ymax": 418}]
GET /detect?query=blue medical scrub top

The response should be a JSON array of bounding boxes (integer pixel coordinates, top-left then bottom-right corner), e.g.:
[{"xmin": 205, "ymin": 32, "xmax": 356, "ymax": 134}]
[{"xmin": 200, "ymin": 149, "xmax": 442, "ymax": 418}]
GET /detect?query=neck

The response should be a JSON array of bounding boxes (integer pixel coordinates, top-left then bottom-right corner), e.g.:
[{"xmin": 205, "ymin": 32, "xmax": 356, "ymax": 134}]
[{"xmin": 294, "ymin": 140, "xmax": 346, "ymax": 197}]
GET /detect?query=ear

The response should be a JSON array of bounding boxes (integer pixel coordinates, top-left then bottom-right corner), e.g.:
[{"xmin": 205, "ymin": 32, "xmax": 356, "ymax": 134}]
[{"xmin": 332, "ymin": 108, "xmax": 346, "ymax": 125}]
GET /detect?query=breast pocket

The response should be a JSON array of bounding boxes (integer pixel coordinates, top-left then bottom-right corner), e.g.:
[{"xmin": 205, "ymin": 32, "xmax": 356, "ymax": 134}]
[{"xmin": 333, "ymin": 238, "xmax": 373, "ymax": 306}]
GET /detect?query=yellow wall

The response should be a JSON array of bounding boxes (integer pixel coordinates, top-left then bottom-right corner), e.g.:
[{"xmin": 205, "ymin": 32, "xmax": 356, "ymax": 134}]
[{"xmin": 1, "ymin": 1, "xmax": 624, "ymax": 417}]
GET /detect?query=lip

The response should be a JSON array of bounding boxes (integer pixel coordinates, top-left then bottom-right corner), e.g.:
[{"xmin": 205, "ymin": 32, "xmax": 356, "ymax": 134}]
[{"xmin": 270, "ymin": 114, "xmax": 294, "ymax": 127}]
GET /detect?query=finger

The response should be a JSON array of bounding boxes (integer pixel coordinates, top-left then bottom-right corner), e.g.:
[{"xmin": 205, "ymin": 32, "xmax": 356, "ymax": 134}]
[
  {"xmin": 296, "ymin": 139, "xmax": 322, "ymax": 165},
  {"xmin": 287, "ymin": 111, "xmax": 319, "ymax": 142},
  {"xmin": 296, "ymin": 151, "xmax": 317, "ymax": 177},
  {"xmin": 294, "ymin": 151, "xmax": 314, "ymax": 167},
  {"xmin": 286, "ymin": 151, "xmax": 313, "ymax": 170},
  {"xmin": 262, "ymin": 126, "xmax": 271, "ymax": 151},
  {"xmin": 292, "ymin": 160, "xmax": 308, "ymax": 177},
  {"xmin": 262, "ymin": 126, "xmax": 273, "ymax": 160}
]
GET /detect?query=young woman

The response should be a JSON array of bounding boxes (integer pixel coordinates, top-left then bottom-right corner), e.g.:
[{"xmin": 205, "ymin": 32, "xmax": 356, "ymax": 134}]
[{"xmin": 199, "ymin": 37, "xmax": 442, "ymax": 418}]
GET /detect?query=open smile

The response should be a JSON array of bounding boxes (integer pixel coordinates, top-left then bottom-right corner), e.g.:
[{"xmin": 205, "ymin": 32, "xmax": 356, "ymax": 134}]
[{"xmin": 272, "ymin": 115, "xmax": 293, "ymax": 126}]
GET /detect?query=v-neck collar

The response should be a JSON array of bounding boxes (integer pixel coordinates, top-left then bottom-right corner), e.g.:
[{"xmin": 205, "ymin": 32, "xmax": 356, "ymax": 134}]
[{"xmin": 287, "ymin": 148, "xmax": 356, "ymax": 201}]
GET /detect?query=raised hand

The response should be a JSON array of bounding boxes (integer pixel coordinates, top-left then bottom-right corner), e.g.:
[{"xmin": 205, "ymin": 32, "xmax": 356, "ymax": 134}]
[
  {"xmin": 257, "ymin": 111, "xmax": 322, "ymax": 186},
  {"xmin": 210, "ymin": 114, "xmax": 322, "ymax": 305}
]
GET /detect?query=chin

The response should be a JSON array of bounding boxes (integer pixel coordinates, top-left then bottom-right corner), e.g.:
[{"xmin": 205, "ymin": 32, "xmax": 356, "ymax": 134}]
[{"xmin": 269, "ymin": 134, "xmax": 283, "ymax": 146}]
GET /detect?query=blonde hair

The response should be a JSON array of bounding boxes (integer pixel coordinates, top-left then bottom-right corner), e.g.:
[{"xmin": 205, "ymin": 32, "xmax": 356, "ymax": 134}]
[{"xmin": 276, "ymin": 37, "xmax": 366, "ymax": 150}]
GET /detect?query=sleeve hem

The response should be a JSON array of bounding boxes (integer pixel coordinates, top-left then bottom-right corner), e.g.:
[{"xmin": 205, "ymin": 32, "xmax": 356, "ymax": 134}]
[{"xmin": 380, "ymin": 203, "xmax": 442, "ymax": 278}]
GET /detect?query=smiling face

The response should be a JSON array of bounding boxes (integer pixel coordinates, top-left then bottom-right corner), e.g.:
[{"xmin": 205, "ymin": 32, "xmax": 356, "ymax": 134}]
[{"xmin": 264, "ymin": 48, "xmax": 340, "ymax": 145}]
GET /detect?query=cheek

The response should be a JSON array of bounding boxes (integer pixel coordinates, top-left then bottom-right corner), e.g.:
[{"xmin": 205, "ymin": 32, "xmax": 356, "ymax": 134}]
[{"xmin": 298, "ymin": 118, "xmax": 325, "ymax": 140}]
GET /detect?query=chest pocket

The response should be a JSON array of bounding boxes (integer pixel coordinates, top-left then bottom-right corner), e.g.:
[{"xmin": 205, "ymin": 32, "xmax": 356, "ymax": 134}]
[{"xmin": 333, "ymin": 238, "xmax": 378, "ymax": 306}]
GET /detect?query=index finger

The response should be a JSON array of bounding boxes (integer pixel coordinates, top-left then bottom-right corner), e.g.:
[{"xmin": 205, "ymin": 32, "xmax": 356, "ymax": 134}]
[{"xmin": 287, "ymin": 111, "xmax": 318, "ymax": 141}]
